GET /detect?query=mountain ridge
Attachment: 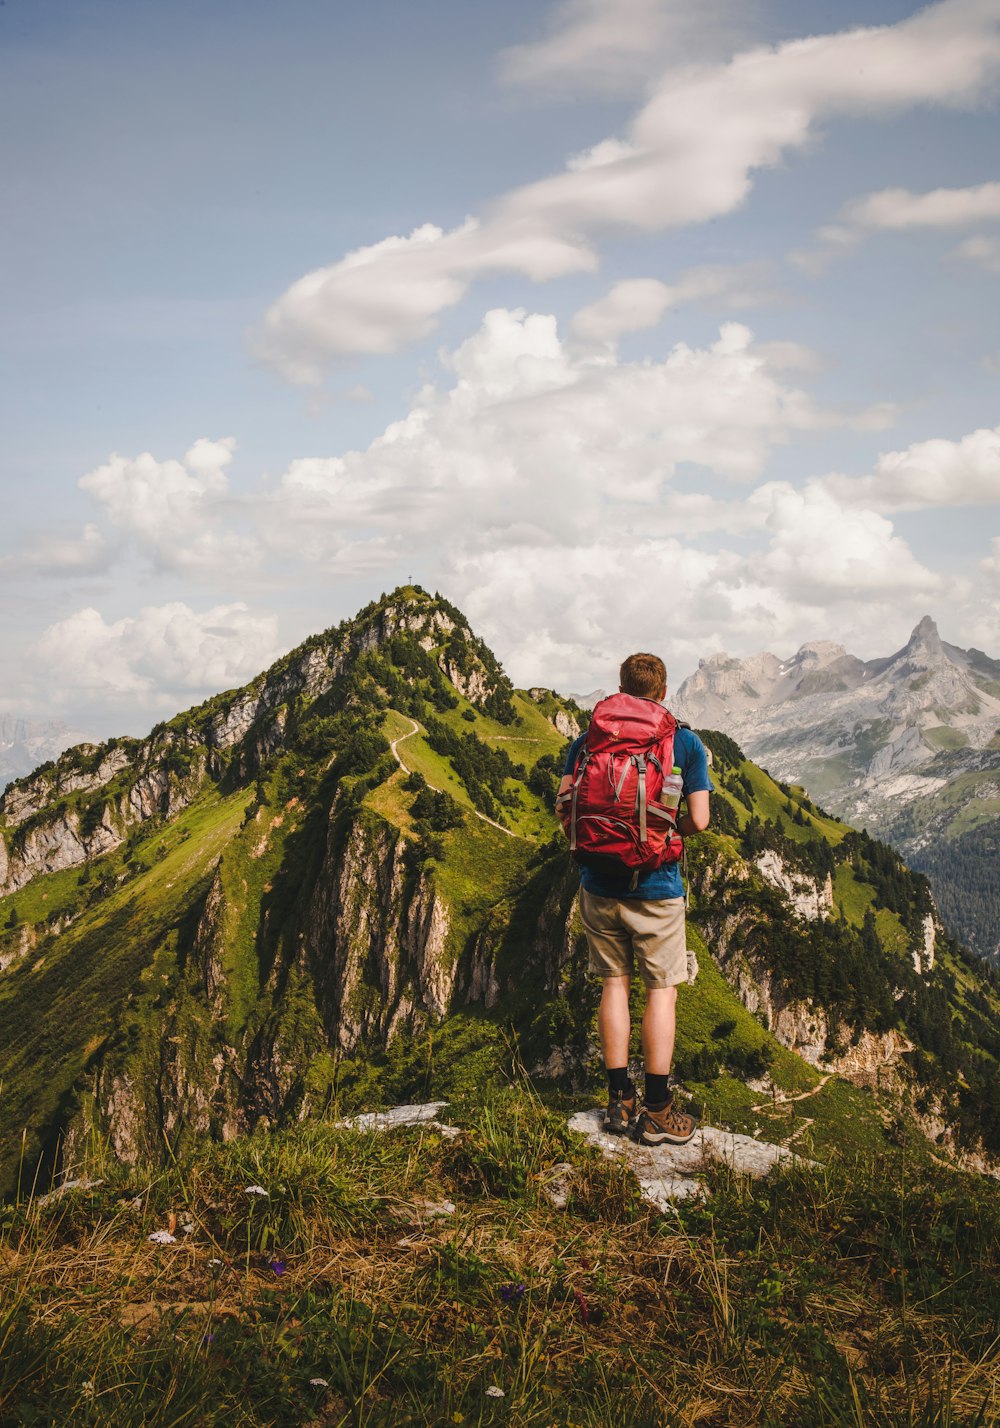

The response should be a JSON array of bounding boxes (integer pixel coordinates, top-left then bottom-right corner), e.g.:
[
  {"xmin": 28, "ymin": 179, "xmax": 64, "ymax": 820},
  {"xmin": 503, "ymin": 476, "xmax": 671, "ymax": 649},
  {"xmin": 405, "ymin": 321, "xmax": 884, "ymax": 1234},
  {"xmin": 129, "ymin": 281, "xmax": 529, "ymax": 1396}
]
[
  {"xmin": 2, "ymin": 587, "xmax": 1000, "ymax": 1203},
  {"xmin": 675, "ymin": 616, "xmax": 1000, "ymax": 961}
]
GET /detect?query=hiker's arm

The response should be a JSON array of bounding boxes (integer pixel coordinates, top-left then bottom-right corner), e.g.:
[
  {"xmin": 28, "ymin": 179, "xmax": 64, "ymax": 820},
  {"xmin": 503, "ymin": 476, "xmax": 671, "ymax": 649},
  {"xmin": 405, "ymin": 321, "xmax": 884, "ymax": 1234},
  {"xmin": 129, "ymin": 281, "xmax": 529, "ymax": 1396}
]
[{"xmin": 678, "ymin": 790, "xmax": 709, "ymax": 835}]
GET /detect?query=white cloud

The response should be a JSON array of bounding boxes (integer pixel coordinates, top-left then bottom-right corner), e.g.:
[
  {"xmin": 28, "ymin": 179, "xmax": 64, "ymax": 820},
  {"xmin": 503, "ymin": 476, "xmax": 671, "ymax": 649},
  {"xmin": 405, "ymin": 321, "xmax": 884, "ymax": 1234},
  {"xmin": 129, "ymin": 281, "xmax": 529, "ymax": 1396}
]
[
  {"xmin": 797, "ymin": 180, "xmax": 1000, "ymax": 269},
  {"xmin": 980, "ymin": 536, "xmax": 1000, "ymax": 582},
  {"xmin": 33, "ymin": 601, "xmax": 281, "ymax": 708},
  {"xmin": 0, "ymin": 522, "xmax": 115, "ymax": 578},
  {"xmin": 498, "ymin": 0, "xmax": 751, "ymax": 97},
  {"xmin": 445, "ymin": 509, "xmax": 945, "ymax": 695},
  {"xmin": 256, "ymin": 0, "xmax": 1000, "ymax": 380},
  {"xmin": 842, "ymin": 182, "xmax": 1000, "ymax": 233},
  {"xmin": 257, "ymin": 312, "xmax": 858, "ymax": 580},
  {"xmin": 77, "ymin": 437, "xmax": 259, "ymax": 572},
  {"xmin": 822, "ymin": 425, "xmax": 1000, "ymax": 512},
  {"xmin": 569, "ymin": 264, "xmax": 772, "ymax": 346},
  {"xmin": 254, "ymin": 220, "xmax": 596, "ymax": 383},
  {"xmin": 748, "ymin": 482, "xmax": 945, "ymax": 603},
  {"xmin": 247, "ymin": 306, "xmax": 947, "ymax": 687},
  {"xmin": 955, "ymin": 234, "xmax": 1000, "ymax": 272}
]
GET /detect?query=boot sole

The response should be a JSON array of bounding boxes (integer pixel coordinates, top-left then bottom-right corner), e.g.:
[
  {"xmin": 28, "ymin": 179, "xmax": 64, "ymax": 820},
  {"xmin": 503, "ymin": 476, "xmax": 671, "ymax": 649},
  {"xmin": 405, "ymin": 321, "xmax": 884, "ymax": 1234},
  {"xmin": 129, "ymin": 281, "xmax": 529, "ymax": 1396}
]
[{"xmin": 638, "ymin": 1127, "xmax": 697, "ymax": 1146}]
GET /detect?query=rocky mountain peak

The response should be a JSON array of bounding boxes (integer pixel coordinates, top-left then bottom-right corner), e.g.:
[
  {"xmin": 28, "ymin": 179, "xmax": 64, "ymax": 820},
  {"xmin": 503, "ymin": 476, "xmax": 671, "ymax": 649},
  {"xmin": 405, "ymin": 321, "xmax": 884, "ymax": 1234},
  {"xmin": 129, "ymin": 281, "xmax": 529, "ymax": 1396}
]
[
  {"xmin": 900, "ymin": 614, "xmax": 944, "ymax": 661},
  {"xmin": 793, "ymin": 641, "xmax": 848, "ymax": 669}
]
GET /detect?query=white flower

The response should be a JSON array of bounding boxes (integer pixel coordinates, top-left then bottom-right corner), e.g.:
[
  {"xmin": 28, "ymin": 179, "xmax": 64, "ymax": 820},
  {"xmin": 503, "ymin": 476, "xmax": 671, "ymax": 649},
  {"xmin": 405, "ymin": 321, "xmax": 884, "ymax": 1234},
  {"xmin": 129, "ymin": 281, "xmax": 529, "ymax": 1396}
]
[
  {"xmin": 486, "ymin": 1385, "xmax": 505, "ymax": 1398},
  {"xmin": 309, "ymin": 1377, "xmax": 329, "ymax": 1388},
  {"xmin": 81, "ymin": 1381, "xmax": 94, "ymax": 1397},
  {"xmin": 244, "ymin": 1184, "xmax": 269, "ymax": 1197},
  {"xmin": 208, "ymin": 1257, "xmax": 223, "ymax": 1267},
  {"xmin": 147, "ymin": 1229, "xmax": 177, "ymax": 1244}
]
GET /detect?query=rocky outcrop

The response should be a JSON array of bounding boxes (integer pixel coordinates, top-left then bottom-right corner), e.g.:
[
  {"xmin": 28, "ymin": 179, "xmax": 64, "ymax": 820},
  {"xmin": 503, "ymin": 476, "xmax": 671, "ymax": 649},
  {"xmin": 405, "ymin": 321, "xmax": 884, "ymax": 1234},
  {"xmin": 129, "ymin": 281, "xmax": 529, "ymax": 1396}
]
[
  {"xmin": 754, "ymin": 850, "xmax": 832, "ymax": 922},
  {"xmin": 913, "ymin": 913, "xmax": 936, "ymax": 974},
  {"xmin": 553, "ymin": 710, "xmax": 581, "ymax": 739},
  {"xmin": 1, "ymin": 804, "xmax": 122, "ymax": 895},
  {"xmin": 0, "ymin": 921, "xmax": 37, "ymax": 974},
  {"xmin": 2, "ymin": 746, "xmax": 132, "ymax": 827},
  {"xmin": 306, "ymin": 806, "xmax": 459, "ymax": 1052},
  {"xmin": 829, "ymin": 1028, "xmax": 914, "ymax": 1088}
]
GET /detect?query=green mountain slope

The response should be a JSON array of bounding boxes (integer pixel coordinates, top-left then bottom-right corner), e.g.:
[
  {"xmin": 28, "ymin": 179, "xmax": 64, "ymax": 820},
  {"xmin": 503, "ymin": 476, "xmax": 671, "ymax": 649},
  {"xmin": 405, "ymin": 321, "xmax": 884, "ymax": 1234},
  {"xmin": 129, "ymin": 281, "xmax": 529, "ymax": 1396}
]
[{"xmin": 2, "ymin": 586, "xmax": 1000, "ymax": 1200}]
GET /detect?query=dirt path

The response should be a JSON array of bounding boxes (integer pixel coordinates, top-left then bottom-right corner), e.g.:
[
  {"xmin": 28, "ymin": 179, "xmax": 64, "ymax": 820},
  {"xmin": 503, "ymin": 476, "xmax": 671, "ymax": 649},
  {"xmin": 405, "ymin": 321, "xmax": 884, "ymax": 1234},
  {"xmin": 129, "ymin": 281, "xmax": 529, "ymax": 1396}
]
[
  {"xmin": 751, "ymin": 1073, "xmax": 834, "ymax": 1115},
  {"xmin": 389, "ymin": 717, "xmax": 528, "ymax": 842},
  {"xmin": 750, "ymin": 1073, "xmax": 834, "ymax": 1151}
]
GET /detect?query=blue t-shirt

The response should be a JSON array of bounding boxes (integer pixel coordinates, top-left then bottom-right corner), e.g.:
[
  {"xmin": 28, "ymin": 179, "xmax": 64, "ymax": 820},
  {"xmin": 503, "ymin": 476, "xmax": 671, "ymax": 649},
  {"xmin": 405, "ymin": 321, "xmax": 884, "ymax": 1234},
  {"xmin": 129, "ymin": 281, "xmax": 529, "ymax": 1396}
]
[{"xmin": 563, "ymin": 722, "xmax": 713, "ymax": 900}]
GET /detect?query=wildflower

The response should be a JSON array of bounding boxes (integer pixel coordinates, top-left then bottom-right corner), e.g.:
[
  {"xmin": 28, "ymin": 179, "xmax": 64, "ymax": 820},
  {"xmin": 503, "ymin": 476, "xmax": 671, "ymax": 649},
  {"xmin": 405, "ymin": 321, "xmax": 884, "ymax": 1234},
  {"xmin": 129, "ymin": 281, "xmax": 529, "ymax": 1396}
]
[
  {"xmin": 244, "ymin": 1184, "xmax": 269, "ymax": 1197},
  {"xmin": 147, "ymin": 1229, "xmax": 177, "ymax": 1244},
  {"xmin": 81, "ymin": 1381, "xmax": 94, "ymax": 1398},
  {"xmin": 309, "ymin": 1377, "xmax": 329, "ymax": 1388},
  {"xmin": 208, "ymin": 1257, "xmax": 223, "ymax": 1268},
  {"xmin": 270, "ymin": 1259, "xmax": 286, "ymax": 1276},
  {"xmin": 486, "ymin": 1385, "xmax": 505, "ymax": 1398},
  {"xmin": 499, "ymin": 1282, "xmax": 525, "ymax": 1304}
]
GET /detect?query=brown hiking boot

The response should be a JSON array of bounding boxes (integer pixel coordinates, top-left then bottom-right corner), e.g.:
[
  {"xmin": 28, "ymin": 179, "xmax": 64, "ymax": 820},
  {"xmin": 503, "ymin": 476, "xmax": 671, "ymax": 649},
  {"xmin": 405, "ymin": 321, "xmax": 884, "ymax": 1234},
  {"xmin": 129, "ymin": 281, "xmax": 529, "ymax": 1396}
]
[
  {"xmin": 636, "ymin": 1095, "xmax": 698, "ymax": 1146},
  {"xmin": 604, "ymin": 1088, "xmax": 638, "ymax": 1136}
]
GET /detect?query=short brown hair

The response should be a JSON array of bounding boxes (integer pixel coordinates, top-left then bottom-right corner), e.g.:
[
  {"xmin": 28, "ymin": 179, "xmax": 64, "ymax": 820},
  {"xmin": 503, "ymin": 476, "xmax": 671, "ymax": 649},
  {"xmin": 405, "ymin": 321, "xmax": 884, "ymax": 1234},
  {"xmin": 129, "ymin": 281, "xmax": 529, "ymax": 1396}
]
[{"xmin": 619, "ymin": 652, "xmax": 666, "ymax": 700}]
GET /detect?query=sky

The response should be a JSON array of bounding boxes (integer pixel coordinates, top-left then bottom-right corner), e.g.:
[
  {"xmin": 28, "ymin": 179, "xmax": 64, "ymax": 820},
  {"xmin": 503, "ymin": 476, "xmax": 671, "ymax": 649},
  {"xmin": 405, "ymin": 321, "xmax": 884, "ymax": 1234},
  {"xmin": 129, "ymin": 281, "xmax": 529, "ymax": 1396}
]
[{"xmin": 2, "ymin": 0, "xmax": 999, "ymax": 739}]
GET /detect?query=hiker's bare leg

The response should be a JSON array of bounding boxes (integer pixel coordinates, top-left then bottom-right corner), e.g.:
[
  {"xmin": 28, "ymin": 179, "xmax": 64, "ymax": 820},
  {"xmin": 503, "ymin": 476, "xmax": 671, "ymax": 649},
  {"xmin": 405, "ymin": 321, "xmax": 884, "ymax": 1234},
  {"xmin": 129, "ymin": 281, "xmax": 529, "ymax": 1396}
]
[
  {"xmin": 598, "ymin": 976, "xmax": 631, "ymax": 1068},
  {"xmin": 642, "ymin": 985, "xmax": 677, "ymax": 1076}
]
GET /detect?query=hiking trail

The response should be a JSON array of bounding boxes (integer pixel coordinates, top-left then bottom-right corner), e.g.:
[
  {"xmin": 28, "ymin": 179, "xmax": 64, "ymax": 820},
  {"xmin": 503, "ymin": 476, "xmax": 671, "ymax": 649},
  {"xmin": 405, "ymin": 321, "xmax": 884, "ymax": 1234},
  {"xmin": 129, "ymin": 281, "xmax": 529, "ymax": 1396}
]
[{"xmin": 389, "ymin": 716, "xmax": 528, "ymax": 841}]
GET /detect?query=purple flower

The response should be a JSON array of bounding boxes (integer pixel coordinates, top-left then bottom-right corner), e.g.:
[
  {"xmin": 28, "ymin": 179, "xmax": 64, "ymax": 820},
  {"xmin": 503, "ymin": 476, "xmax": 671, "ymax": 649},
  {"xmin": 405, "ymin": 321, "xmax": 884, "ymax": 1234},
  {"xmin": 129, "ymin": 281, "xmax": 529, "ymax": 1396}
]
[
  {"xmin": 270, "ymin": 1260, "xmax": 286, "ymax": 1276},
  {"xmin": 499, "ymin": 1282, "xmax": 525, "ymax": 1304}
]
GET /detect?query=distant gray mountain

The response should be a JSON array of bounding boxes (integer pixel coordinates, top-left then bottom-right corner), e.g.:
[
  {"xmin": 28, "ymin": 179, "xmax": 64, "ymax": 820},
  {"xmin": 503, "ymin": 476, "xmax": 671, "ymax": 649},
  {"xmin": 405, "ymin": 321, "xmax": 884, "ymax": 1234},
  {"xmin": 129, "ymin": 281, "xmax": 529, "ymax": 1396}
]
[
  {"xmin": 564, "ymin": 688, "xmax": 607, "ymax": 710},
  {"xmin": 675, "ymin": 618, "xmax": 1000, "ymax": 961},
  {"xmin": 0, "ymin": 715, "xmax": 89, "ymax": 793}
]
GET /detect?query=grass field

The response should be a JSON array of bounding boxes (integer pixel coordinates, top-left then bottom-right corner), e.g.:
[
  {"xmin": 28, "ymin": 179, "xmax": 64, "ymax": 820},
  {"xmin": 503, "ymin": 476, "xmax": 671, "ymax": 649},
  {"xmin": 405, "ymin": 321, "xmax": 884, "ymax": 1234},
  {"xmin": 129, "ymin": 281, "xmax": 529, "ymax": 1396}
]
[{"xmin": 3, "ymin": 1082, "xmax": 998, "ymax": 1427}]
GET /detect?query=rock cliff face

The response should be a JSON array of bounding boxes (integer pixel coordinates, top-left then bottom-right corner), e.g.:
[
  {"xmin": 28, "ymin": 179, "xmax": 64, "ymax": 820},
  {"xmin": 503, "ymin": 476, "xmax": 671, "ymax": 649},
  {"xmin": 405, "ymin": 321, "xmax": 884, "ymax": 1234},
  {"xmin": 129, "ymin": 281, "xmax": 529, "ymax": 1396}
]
[
  {"xmin": 753, "ymin": 850, "xmax": 833, "ymax": 922},
  {"xmin": 306, "ymin": 807, "xmax": 456, "ymax": 1050}
]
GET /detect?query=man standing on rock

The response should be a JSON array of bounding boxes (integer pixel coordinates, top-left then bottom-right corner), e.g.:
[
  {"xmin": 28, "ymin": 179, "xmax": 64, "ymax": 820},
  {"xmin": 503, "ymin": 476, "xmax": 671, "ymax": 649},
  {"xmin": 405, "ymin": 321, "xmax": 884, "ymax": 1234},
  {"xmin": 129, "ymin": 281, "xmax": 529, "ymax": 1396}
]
[{"xmin": 558, "ymin": 653, "xmax": 712, "ymax": 1146}]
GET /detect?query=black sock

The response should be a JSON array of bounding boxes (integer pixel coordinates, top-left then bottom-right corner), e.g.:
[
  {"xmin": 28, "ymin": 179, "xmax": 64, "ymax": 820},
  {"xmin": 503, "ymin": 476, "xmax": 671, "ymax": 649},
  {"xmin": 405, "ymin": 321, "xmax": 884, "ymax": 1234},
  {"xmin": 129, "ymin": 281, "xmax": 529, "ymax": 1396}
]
[
  {"xmin": 645, "ymin": 1073, "xmax": 671, "ymax": 1108},
  {"xmin": 607, "ymin": 1066, "xmax": 633, "ymax": 1096}
]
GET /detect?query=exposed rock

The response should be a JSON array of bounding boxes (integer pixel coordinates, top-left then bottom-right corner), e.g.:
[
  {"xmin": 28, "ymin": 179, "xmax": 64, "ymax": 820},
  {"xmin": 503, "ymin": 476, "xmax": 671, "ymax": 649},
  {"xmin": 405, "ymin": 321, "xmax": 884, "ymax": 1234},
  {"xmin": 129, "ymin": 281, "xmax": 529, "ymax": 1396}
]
[
  {"xmin": 539, "ymin": 1161, "xmax": 576, "ymax": 1209},
  {"xmin": 568, "ymin": 1109, "xmax": 814, "ymax": 1209},
  {"xmin": 0, "ymin": 921, "xmax": 37, "ymax": 974},
  {"xmin": 754, "ymin": 850, "xmax": 832, "ymax": 921},
  {"xmin": 913, "ymin": 913, "xmax": 936, "ymax": 974},
  {"xmin": 2, "ymin": 747, "xmax": 131, "ymax": 827},
  {"xmin": 1, "ymin": 806, "xmax": 122, "ymax": 895},
  {"xmin": 338, "ymin": 1102, "xmax": 460, "ymax": 1138},
  {"xmin": 827, "ymin": 1028, "xmax": 914, "ymax": 1088},
  {"xmin": 553, "ymin": 710, "xmax": 581, "ymax": 739}
]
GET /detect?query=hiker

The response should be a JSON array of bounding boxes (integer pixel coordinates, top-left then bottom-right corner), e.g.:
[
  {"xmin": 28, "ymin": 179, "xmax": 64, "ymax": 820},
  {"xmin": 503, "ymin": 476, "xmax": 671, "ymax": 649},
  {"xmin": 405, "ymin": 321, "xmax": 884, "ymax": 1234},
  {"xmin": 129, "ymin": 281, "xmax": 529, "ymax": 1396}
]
[{"xmin": 557, "ymin": 652, "xmax": 712, "ymax": 1146}]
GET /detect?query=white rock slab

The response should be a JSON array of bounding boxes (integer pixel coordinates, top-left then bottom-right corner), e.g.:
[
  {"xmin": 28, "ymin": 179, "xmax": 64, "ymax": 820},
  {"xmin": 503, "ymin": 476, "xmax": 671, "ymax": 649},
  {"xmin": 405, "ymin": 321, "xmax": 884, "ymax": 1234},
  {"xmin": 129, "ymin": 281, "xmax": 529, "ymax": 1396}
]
[
  {"xmin": 338, "ymin": 1102, "xmax": 461, "ymax": 1139},
  {"xmin": 568, "ymin": 1108, "xmax": 814, "ymax": 1210},
  {"xmin": 37, "ymin": 1176, "xmax": 105, "ymax": 1205}
]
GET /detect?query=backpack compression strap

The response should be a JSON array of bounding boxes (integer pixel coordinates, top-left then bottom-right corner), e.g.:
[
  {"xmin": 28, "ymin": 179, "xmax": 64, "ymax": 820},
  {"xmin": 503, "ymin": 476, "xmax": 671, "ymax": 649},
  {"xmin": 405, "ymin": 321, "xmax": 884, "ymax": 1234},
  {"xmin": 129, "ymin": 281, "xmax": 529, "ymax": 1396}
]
[{"xmin": 568, "ymin": 748, "xmax": 591, "ymax": 852}]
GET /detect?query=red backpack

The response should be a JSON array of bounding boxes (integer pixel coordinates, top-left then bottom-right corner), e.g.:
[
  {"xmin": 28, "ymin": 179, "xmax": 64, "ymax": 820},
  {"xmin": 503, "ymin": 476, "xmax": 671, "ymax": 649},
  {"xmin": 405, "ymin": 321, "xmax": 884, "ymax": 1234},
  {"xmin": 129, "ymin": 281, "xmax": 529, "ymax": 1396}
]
[{"xmin": 558, "ymin": 693, "xmax": 684, "ymax": 883}]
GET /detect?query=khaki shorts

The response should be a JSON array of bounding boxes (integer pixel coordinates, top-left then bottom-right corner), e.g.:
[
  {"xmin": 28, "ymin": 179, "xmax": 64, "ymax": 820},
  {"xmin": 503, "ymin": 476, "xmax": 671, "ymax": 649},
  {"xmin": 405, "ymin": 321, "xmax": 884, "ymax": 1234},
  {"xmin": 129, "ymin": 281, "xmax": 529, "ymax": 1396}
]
[{"xmin": 579, "ymin": 887, "xmax": 687, "ymax": 989}]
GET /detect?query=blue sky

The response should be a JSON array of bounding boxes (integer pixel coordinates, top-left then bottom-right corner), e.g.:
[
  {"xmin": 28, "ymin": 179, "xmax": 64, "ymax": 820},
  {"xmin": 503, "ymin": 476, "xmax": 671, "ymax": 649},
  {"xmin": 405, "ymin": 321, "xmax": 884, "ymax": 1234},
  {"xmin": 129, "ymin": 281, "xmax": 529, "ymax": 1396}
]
[{"xmin": 2, "ymin": 0, "xmax": 999, "ymax": 737}]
